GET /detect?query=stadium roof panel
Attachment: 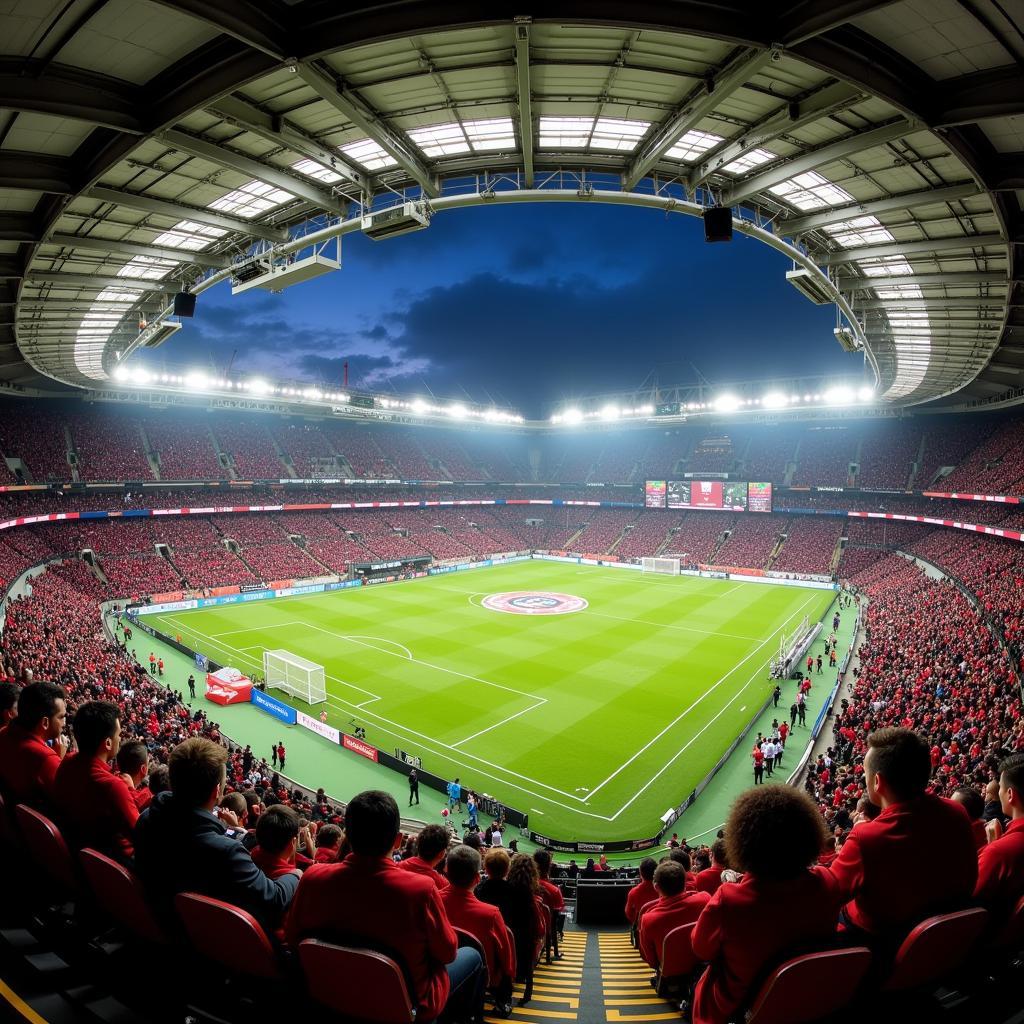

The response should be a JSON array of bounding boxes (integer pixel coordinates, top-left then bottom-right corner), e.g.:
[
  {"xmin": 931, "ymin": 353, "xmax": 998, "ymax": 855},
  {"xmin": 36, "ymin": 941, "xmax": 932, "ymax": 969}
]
[{"xmin": 2, "ymin": 2, "xmax": 1020, "ymax": 407}]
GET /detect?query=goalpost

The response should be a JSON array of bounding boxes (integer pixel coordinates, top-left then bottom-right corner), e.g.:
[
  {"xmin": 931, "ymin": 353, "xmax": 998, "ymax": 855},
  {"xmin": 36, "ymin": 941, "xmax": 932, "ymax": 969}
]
[
  {"xmin": 264, "ymin": 649, "xmax": 327, "ymax": 705},
  {"xmin": 642, "ymin": 556, "xmax": 681, "ymax": 575}
]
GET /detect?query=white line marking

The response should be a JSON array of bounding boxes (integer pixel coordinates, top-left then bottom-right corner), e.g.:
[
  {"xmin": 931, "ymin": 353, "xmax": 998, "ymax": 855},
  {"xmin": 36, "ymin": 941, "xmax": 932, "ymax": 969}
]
[
  {"xmin": 451, "ymin": 699, "xmax": 547, "ymax": 747},
  {"xmin": 605, "ymin": 596, "xmax": 822, "ymax": 820},
  {"xmin": 341, "ymin": 635, "xmax": 413, "ymax": 660},
  {"xmin": 585, "ymin": 594, "xmax": 819, "ymax": 803}
]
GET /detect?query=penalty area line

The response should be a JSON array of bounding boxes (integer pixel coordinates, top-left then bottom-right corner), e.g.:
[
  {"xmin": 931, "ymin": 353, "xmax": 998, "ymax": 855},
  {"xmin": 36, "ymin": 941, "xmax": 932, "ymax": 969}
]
[{"xmin": 450, "ymin": 698, "xmax": 548, "ymax": 748}]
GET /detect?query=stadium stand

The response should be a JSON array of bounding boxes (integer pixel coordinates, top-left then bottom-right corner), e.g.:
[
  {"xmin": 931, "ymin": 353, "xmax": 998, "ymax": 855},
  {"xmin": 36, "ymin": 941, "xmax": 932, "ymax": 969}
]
[
  {"xmin": 101, "ymin": 554, "xmax": 182, "ymax": 597},
  {"xmin": 714, "ymin": 515, "xmax": 783, "ymax": 569},
  {"xmin": 856, "ymin": 421, "xmax": 922, "ymax": 490},
  {"xmin": 68, "ymin": 411, "xmax": 152, "ymax": 482},
  {"xmin": 792, "ymin": 427, "xmax": 858, "ymax": 486},
  {"xmin": 270, "ymin": 421, "xmax": 338, "ymax": 478},
  {"xmin": 941, "ymin": 419, "xmax": 1024, "ymax": 496},
  {"xmin": 773, "ymin": 518, "xmax": 845, "ymax": 575},
  {"xmin": 211, "ymin": 417, "xmax": 287, "ymax": 480},
  {"xmin": 613, "ymin": 510, "xmax": 684, "ymax": 560},
  {"xmin": 0, "ymin": 407, "xmax": 70, "ymax": 481},
  {"xmin": 143, "ymin": 414, "xmax": 227, "ymax": 480},
  {"xmin": 663, "ymin": 511, "xmax": 731, "ymax": 565}
]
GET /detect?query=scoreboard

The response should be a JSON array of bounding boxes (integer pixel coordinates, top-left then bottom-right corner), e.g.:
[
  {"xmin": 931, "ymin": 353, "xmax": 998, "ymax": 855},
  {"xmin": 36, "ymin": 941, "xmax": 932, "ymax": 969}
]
[{"xmin": 645, "ymin": 480, "xmax": 772, "ymax": 513}]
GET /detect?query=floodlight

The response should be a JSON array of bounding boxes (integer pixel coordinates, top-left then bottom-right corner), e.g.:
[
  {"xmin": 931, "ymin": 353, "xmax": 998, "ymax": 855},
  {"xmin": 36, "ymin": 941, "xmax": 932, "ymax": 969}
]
[
  {"xmin": 448, "ymin": 403, "xmax": 468, "ymax": 419},
  {"xmin": 113, "ymin": 366, "xmax": 130, "ymax": 382},
  {"xmin": 713, "ymin": 394, "xmax": 741, "ymax": 413},
  {"xmin": 411, "ymin": 398, "xmax": 428, "ymax": 413},
  {"xmin": 248, "ymin": 378, "xmax": 271, "ymax": 395},
  {"xmin": 562, "ymin": 408, "xmax": 583, "ymax": 425},
  {"xmin": 129, "ymin": 367, "xmax": 151, "ymax": 385},
  {"xmin": 184, "ymin": 371, "xmax": 209, "ymax": 391},
  {"xmin": 762, "ymin": 392, "xmax": 788, "ymax": 409},
  {"xmin": 824, "ymin": 386, "xmax": 854, "ymax": 405},
  {"xmin": 858, "ymin": 386, "xmax": 874, "ymax": 402},
  {"xmin": 600, "ymin": 404, "xmax": 620, "ymax": 420}
]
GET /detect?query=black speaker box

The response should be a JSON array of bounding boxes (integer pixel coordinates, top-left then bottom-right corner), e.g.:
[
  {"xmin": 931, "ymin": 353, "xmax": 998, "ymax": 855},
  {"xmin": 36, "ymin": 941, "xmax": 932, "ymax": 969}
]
[
  {"xmin": 173, "ymin": 291, "xmax": 197, "ymax": 317},
  {"xmin": 703, "ymin": 206, "xmax": 733, "ymax": 243}
]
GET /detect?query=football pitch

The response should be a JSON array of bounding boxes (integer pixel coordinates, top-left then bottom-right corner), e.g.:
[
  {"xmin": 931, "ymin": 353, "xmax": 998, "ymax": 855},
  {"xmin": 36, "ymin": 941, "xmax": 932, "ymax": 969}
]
[{"xmin": 145, "ymin": 561, "xmax": 835, "ymax": 842}]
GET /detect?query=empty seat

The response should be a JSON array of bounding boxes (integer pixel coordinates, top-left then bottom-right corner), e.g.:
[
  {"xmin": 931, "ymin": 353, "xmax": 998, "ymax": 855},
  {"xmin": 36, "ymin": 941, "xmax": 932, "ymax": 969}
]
[
  {"xmin": 14, "ymin": 803, "xmax": 78, "ymax": 893},
  {"xmin": 298, "ymin": 938, "xmax": 416, "ymax": 1023},
  {"xmin": 745, "ymin": 946, "xmax": 873, "ymax": 1024},
  {"xmin": 656, "ymin": 922, "xmax": 698, "ymax": 995},
  {"xmin": 883, "ymin": 908, "xmax": 990, "ymax": 992},
  {"xmin": 175, "ymin": 892, "xmax": 282, "ymax": 979},
  {"xmin": 80, "ymin": 848, "xmax": 169, "ymax": 944}
]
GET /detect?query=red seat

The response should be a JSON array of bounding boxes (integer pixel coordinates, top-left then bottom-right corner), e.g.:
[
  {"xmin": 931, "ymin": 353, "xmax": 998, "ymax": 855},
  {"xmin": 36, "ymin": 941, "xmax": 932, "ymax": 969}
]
[
  {"xmin": 79, "ymin": 848, "xmax": 169, "ymax": 944},
  {"xmin": 14, "ymin": 803, "xmax": 78, "ymax": 893},
  {"xmin": 991, "ymin": 895, "xmax": 1024, "ymax": 952},
  {"xmin": 632, "ymin": 897, "xmax": 659, "ymax": 948},
  {"xmin": 745, "ymin": 946, "xmax": 873, "ymax": 1024},
  {"xmin": 656, "ymin": 922, "xmax": 698, "ymax": 995},
  {"xmin": 174, "ymin": 892, "xmax": 282, "ymax": 979},
  {"xmin": 882, "ymin": 908, "xmax": 990, "ymax": 991},
  {"xmin": 298, "ymin": 938, "xmax": 416, "ymax": 1023}
]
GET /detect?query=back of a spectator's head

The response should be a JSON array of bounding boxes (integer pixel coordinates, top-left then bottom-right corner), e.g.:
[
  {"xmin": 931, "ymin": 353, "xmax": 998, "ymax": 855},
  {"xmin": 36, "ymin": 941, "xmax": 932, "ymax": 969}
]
[
  {"xmin": 855, "ymin": 796, "xmax": 880, "ymax": 821},
  {"xmin": 149, "ymin": 764, "xmax": 170, "ymax": 795},
  {"xmin": 668, "ymin": 848, "xmax": 691, "ymax": 871},
  {"xmin": 726, "ymin": 786, "xmax": 828, "ymax": 881},
  {"xmin": 999, "ymin": 752, "xmax": 1024, "ymax": 814},
  {"xmin": 316, "ymin": 824, "xmax": 343, "ymax": 850},
  {"xmin": 711, "ymin": 839, "xmax": 728, "ymax": 866},
  {"xmin": 255, "ymin": 804, "xmax": 299, "ymax": 855},
  {"xmin": 241, "ymin": 789, "xmax": 262, "ymax": 817},
  {"xmin": 865, "ymin": 728, "xmax": 931, "ymax": 803},
  {"xmin": 694, "ymin": 850, "xmax": 711, "ymax": 871},
  {"xmin": 71, "ymin": 700, "xmax": 120, "ymax": 758},
  {"xmin": 169, "ymin": 738, "xmax": 228, "ymax": 808},
  {"xmin": 0, "ymin": 681, "xmax": 17, "ymax": 724},
  {"xmin": 483, "ymin": 847, "xmax": 510, "ymax": 879},
  {"xmin": 219, "ymin": 791, "xmax": 247, "ymax": 820},
  {"xmin": 416, "ymin": 824, "xmax": 449, "ymax": 864},
  {"xmin": 638, "ymin": 857, "xmax": 657, "ymax": 881},
  {"xmin": 117, "ymin": 740, "xmax": 149, "ymax": 780},
  {"xmin": 344, "ymin": 790, "xmax": 400, "ymax": 857},
  {"xmin": 533, "ymin": 849, "xmax": 552, "ymax": 878},
  {"xmin": 653, "ymin": 860, "xmax": 687, "ymax": 897},
  {"xmin": 447, "ymin": 844, "xmax": 482, "ymax": 888},
  {"xmin": 462, "ymin": 830, "xmax": 481, "ymax": 850},
  {"xmin": 16, "ymin": 681, "xmax": 66, "ymax": 734},
  {"xmin": 951, "ymin": 786, "xmax": 985, "ymax": 821}
]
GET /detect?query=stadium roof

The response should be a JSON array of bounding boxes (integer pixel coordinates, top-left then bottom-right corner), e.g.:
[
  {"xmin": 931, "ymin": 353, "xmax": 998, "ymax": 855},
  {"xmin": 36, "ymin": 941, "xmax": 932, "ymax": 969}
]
[{"xmin": 1, "ymin": 0, "xmax": 1021, "ymax": 408}]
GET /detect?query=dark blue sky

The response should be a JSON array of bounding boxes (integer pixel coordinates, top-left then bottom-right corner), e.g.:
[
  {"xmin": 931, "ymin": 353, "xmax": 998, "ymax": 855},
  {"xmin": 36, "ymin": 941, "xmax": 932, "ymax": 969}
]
[{"xmin": 144, "ymin": 203, "xmax": 860, "ymax": 417}]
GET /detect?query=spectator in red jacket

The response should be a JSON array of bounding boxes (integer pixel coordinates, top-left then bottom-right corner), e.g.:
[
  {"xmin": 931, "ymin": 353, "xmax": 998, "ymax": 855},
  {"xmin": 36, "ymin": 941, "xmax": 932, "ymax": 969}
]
[
  {"xmin": 639, "ymin": 860, "xmax": 710, "ymax": 970},
  {"xmin": 694, "ymin": 839, "xmax": 729, "ymax": 896},
  {"xmin": 313, "ymin": 823, "xmax": 344, "ymax": 864},
  {"xmin": 117, "ymin": 740, "xmax": 153, "ymax": 811},
  {"xmin": 952, "ymin": 786, "xmax": 988, "ymax": 849},
  {"xmin": 286, "ymin": 790, "xmax": 485, "ymax": 1024},
  {"xmin": 0, "ymin": 681, "xmax": 17, "ymax": 732},
  {"xmin": 441, "ymin": 843, "xmax": 516, "ymax": 1018},
  {"xmin": 975, "ymin": 751, "xmax": 1024, "ymax": 920},
  {"xmin": 691, "ymin": 786, "xmax": 843, "ymax": 1024},
  {"xmin": 533, "ymin": 849, "xmax": 565, "ymax": 959},
  {"xmin": 251, "ymin": 804, "xmax": 301, "ymax": 880},
  {"xmin": 828, "ymin": 727, "xmax": 977, "ymax": 942},
  {"xmin": 53, "ymin": 700, "xmax": 139, "ymax": 861},
  {"xmin": 625, "ymin": 857, "xmax": 658, "ymax": 924},
  {"xmin": 397, "ymin": 824, "xmax": 451, "ymax": 891},
  {"xmin": 0, "ymin": 681, "xmax": 68, "ymax": 808}
]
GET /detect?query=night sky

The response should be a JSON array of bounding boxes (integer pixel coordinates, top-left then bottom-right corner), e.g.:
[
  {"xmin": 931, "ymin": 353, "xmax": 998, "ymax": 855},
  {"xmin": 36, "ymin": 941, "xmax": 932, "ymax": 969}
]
[{"xmin": 141, "ymin": 203, "xmax": 862, "ymax": 418}]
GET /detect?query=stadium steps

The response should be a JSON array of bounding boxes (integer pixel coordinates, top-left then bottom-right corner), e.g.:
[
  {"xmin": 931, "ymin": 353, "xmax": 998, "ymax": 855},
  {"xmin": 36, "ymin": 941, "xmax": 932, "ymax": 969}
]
[
  {"xmin": 486, "ymin": 931, "xmax": 589, "ymax": 1024},
  {"xmin": 206, "ymin": 426, "xmax": 236, "ymax": 481},
  {"xmin": 63, "ymin": 424, "xmax": 80, "ymax": 483},
  {"xmin": 765, "ymin": 526, "xmax": 788, "ymax": 570},
  {"xmin": 907, "ymin": 431, "xmax": 928, "ymax": 490},
  {"xmin": 595, "ymin": 933, "xmax": 677, "ymax": 1024},
  {"xmin": 138, "ymin": 424, "xmax": 161, "ymax": 480},
  {"xmin": 269, "ymin": 433, "xmax": 297, "ymax": 479}
]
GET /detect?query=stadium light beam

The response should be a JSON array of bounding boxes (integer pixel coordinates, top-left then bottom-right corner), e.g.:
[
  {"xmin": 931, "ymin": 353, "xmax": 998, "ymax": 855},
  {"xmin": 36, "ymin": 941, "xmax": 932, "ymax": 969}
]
[
  {"xmin": 762, "ymin": 392, "xmax": 789, "ymax": 409},
  {"xmin": 713, "ymin": 394, "xmax": 741, "ymax": 413}
]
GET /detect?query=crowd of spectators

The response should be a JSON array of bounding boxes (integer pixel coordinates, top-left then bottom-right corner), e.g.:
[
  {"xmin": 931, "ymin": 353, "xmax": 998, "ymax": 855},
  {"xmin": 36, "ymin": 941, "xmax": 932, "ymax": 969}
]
[
  {"xmin": 239, "ymin": 543, "xmax": 326, "ymax": 582},
  {"xmin": 855, "ymin": 422, "xmax": 922, "ymax": 490},
  {"xmin": 211, "ymin": 418, "xmax": 287, "ymax": 480},
  {"xmin": 0, "ymin": 408, "xmax": 70, "ymax": 481},
  {"xmin": 143, "ymin": 414, "xmax": 227, "ymax": 480},
  {"xmin": 101, "ymin": 554, "xmax": 182, "ymax": 597},
  {"xmin": 69, "ymin": 411, "xmax": 152, "ymax": 482},
  {"xmin": 714, "ymin": 515, "xmax": 782, "ymax": 569},
  {"xmin": 172, "ymin": 548, "xmax": 256, "ymax": 590},
  {"xmin": 610, "ymin": 511, "xmax": 683, "ymax": 561},
  {"xmin": 941, "ymin": 419, "xmax": 1024, "ymax": 495},
  {"xmin": 270, "ymin": 422, "xmax": 337, "ymax": 478},
  {"xmin": 772, "ymin": 517, "xmax": 844, "ymax": 574},
  {"xmin": 663, "ymin": 512, "xmax": 731, "ymax": 565},
  {"xmin": 791, "ymin": 427, "xmax": 856, "ymax": 486}
]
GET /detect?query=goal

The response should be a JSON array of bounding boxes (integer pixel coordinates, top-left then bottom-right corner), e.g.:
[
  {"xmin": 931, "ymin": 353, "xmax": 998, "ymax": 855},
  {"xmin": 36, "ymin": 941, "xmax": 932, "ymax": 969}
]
[
  {"xmin": 642, "ymin": 556, "xmax": 681, "ymax": 575},
  {"xmin": 264, "ymin": 649, "xmax": 327, "ymax": 705}
]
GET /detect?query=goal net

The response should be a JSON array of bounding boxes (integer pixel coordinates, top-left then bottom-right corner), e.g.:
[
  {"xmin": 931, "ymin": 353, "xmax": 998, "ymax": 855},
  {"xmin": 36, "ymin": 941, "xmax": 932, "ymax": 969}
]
[
  {"xmin": 264, "ymin": 649, "xmax": 327, "ymax": 705},
  {"xmin": 642, "ymin": 556, "xmax": 680, "ymax": 575}
]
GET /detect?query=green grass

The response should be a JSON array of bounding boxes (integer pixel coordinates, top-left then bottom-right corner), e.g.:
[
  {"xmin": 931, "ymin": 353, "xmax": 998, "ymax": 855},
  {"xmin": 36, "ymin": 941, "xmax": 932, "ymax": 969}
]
[{"xmin": 144, "ymin": 560, "xmax": 834, "ymax": 843}]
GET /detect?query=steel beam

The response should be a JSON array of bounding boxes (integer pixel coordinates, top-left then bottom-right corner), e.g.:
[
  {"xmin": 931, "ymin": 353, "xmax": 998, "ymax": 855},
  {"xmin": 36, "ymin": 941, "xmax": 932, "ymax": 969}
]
[
  {"xmin": 783, "ymin": 183, "xmax": 980, "ymax": 235},
  {"xmin": 777, "ymin": 0, "xmax": 905, "ymax": 46},
  {"xmin": 856, "ymin": 297, "xmax": 1006, "ymax": 310},
  {"xmin": 689, "ymin": 80, "xmax": 862, "ymax": 189},
  {"xmin": 25, "ymin": 272, "xmax": 166, "ymax": 292},
  {"xmin": 723, "ymin": 119, "xmax": 914, "ymax": 206},
  {"xmin": 160, "ymin": 129, "xmax": 346, "ymax": 215},
  {"xmin": 936, "ymin": 66, "xmax": 1024, "ymax": 127},
  {"xmin": 0, "ymin": 152, "xmax": 75, "ymax": 194},
  {"xmin": 0, "ymin": 59, "xmax": 143, "ymax": 133},
  {"xmin": 0, "ymin": 256, "xmax": 23, "ymax": 280},
  {"xmin": 82, "ymin": 186, "xmax": 287, "ymax": 243},
  {"xmin": 47, "ymin": 233, "xmax": 229, "ymax": 269},
  {"xmin": 840, "ymin": 271, "xmax": 1007, "ymax": 289},
  {"xmin": 209, "ymin": 95, "xmax": 369, "ymax": 192},
  {"xmin": 514, "ymin": 18, "xmax": 534, "ymax": 189},
  {"xmin": 0, "ymin": 212, "xmax": 40, "ymax": 243},
  {"xmin": 625, "ymin": 47, "xmax": 772, "ymax": 190},
  {"xmin": 296, "ymin": 62, "xmax": 438, "ymax": 198},
  {"xmin": 144, "ymin": 0, "xmax": 289, "ymax": 61},
  {"xmin": 822, "ymin": 233, "xmax": 1006, "ymax": 265}
]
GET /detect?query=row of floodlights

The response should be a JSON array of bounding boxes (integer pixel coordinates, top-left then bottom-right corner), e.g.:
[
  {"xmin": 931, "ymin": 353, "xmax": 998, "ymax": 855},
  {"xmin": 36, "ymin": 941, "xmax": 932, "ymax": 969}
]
[
  {"xmin": 111, "ymin": 366, "xmax": 524, "ymax": 423},
  {"xmin": 551, "ymin": 386, "xmax": 875, "ymax": 424}
]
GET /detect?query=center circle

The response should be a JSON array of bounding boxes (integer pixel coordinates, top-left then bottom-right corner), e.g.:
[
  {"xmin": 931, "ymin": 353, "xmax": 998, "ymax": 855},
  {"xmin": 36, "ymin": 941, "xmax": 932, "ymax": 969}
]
[{"xmin": 481, "ymin": 591, "xmax": 589, "ymax": 616}]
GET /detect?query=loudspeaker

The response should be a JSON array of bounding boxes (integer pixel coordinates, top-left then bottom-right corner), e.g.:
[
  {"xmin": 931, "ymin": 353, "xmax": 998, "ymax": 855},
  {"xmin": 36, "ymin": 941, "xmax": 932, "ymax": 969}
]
[
  {"xmin": 173, "ymin": 291, "xmax": 196, "ymax": 317},
  {"xmin": 703, "ymin": 206, "xmax": 733, "ymax": 243}
]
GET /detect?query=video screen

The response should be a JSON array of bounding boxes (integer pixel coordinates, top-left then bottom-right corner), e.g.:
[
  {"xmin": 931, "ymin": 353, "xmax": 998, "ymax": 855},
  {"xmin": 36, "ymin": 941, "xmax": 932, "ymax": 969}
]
[
  {"xmin": 645, "ymin": 480, "xmax": 667, "ymax": 508},
  {"xmin": 747, "ymin": 482, "xmax": 772, "ymax": 513}
]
